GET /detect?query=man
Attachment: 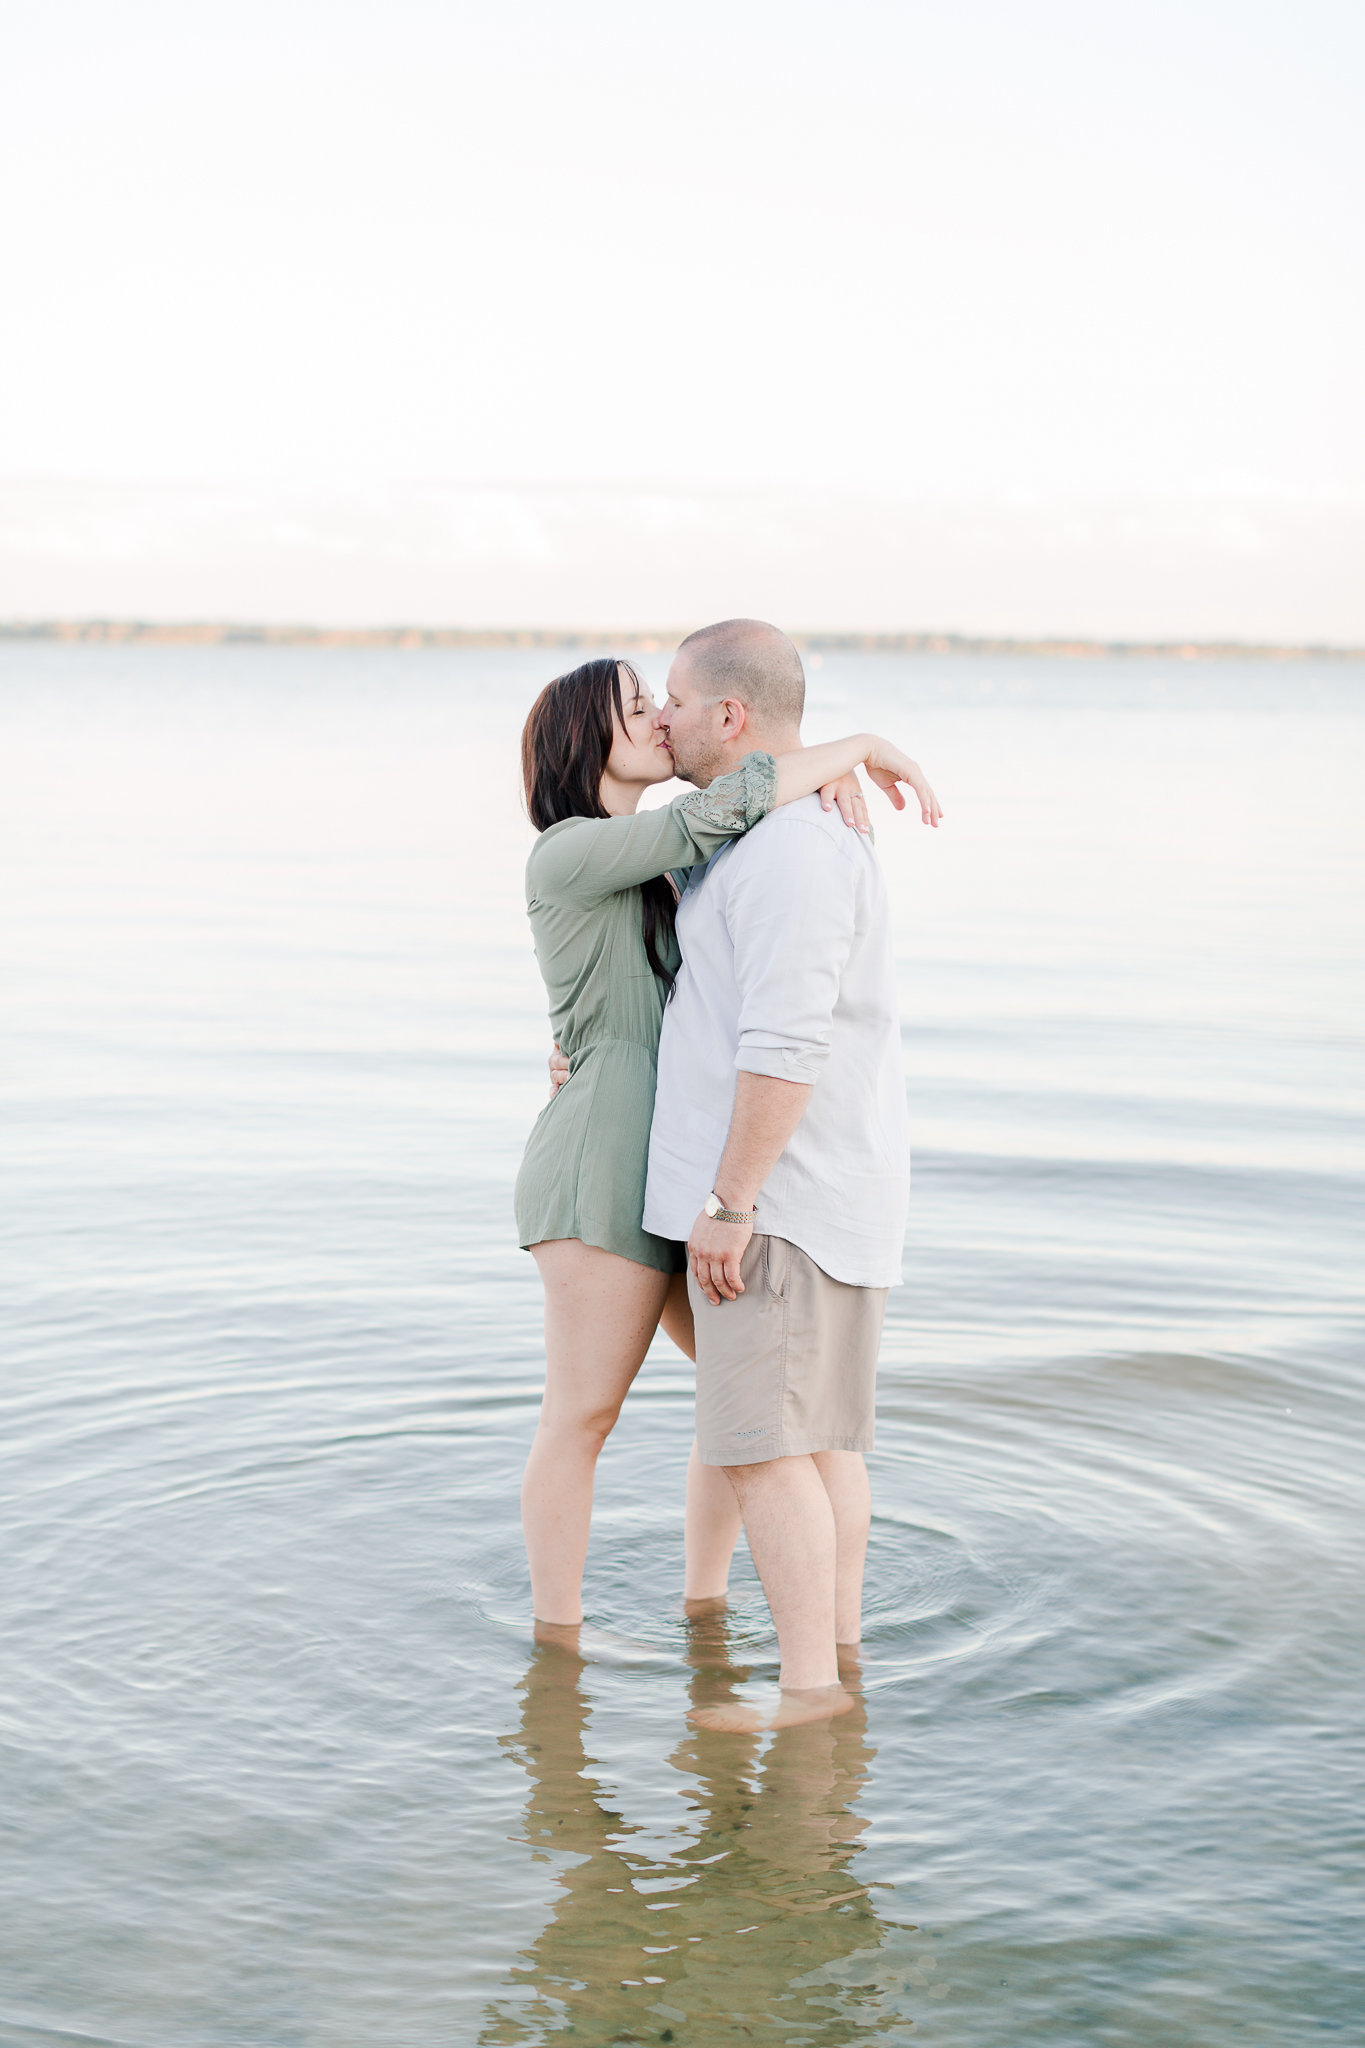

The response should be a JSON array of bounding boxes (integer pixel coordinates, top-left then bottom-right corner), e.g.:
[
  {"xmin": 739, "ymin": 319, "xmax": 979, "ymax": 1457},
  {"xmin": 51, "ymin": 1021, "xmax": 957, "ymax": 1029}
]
[{"xmin": 643, "ymin": 619, "xmax": 913, "ymax": 1732}]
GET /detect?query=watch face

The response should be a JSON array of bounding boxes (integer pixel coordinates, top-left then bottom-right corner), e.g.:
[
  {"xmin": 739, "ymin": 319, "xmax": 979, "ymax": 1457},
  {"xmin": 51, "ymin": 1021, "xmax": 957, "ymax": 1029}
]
[{"xmin": 704, "ymin": 1193, "xmax": 719, "ymax": 1218}]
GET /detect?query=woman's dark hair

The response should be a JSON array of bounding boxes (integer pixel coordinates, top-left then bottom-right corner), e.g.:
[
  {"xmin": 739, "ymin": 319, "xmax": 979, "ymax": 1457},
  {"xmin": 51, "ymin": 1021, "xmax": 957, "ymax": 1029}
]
[{"xmin": 521, "ymin": 656, "xmax": 676, "ymax": 987}]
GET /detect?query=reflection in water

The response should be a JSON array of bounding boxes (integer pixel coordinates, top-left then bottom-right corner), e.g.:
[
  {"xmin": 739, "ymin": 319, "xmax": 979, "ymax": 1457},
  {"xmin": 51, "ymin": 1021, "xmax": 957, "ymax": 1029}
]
[{"xmin": 482, "ymin": 1613, "xmax": 902, "ymax": 2046}]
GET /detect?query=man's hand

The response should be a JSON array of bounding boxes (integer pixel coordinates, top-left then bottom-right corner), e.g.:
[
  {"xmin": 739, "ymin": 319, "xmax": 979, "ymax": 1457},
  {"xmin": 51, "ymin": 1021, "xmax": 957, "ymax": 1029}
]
[
  {"xmin": 690, "ymin": 1075, "xmax": 811, "ymax": 1305},
  {"xmin": 548, "ymin": 1043, "xmax": 570, "ymax": 1097},
  {"xmin": 688, "ymin": 1209, "xmax": 754, "ymax": 1306}
]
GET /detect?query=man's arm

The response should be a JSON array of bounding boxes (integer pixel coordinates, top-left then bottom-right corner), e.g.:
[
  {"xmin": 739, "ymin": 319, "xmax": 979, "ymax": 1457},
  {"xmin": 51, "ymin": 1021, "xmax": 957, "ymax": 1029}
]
[
  {"xmin": 689, "ymin": 1072, "xmax": 813, "ymax": 1306},
  {"xmin": 688, "ymin": 816, "xmax": 858, "ymax": 1305}
]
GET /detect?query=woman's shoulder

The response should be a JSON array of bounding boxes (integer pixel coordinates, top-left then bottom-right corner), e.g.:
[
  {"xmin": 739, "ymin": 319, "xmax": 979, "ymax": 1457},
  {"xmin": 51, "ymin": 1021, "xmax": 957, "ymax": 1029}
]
[
  {"xmin": 525, "ymin": 814, "xmax": 625, "ymax": 904},
  {"xmin": 529, "ymin": 816, "xmax": 596, "ymax": 844},
  {"xmin": 525, "ymin": 815, "xmax": 595, "ymax": 870}
]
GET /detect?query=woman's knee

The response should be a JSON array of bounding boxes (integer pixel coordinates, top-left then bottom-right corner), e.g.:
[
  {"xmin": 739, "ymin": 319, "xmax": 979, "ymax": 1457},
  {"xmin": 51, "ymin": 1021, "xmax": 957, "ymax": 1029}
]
[{"xmin": 539, "ymin": 1397, "xmax": 623, "ymax": 1453}]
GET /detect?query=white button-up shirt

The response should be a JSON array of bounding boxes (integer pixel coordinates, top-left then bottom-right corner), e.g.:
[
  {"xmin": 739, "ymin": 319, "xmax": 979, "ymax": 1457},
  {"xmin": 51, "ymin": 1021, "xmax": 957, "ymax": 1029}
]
[{"xmin": 643, "ymin": 795, "xmax": 910, "ymax": 1287}]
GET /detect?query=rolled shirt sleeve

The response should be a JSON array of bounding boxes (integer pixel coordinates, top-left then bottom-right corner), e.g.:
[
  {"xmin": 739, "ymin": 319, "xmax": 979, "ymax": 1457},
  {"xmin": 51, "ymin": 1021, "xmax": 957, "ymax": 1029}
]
[{"xmin": 726, "ymin": 817, "xmax": 858, "ymax": 1085}]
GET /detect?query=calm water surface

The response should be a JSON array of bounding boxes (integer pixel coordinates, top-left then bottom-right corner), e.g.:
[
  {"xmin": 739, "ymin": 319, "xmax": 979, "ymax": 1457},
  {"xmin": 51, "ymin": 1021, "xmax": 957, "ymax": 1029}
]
[{"xmin": 2, "ymin": 644, "xmax": 1363, "ymax": 2045}]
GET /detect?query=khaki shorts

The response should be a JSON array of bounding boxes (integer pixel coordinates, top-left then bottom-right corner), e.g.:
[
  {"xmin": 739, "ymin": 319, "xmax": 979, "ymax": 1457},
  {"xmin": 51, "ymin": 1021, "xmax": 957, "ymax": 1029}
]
[{"xmin": 689, "ymin": 1234, "xmax": 887, "ymax": 1468}]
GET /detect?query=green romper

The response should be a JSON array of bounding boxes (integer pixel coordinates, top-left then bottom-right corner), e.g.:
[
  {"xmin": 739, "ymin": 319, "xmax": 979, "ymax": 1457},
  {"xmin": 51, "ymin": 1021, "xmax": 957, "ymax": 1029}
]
[{"xmin": 515, "ymin": 751, "xmax": 778, "ymax": 1273}]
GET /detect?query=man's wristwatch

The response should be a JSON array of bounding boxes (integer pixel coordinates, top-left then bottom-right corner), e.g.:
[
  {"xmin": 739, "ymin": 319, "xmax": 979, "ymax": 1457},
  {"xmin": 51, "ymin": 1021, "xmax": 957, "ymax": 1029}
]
[{"xmin": 704, "ymin": 1191, "xmax": 757, "ymax": 1225}]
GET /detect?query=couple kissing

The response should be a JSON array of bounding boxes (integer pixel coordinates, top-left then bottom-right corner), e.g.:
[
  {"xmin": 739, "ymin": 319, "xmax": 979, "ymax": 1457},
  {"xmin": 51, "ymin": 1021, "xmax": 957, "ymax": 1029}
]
[{"xmin": 515, "ymin": 618, "xmax": 941, "ymax": 1732}]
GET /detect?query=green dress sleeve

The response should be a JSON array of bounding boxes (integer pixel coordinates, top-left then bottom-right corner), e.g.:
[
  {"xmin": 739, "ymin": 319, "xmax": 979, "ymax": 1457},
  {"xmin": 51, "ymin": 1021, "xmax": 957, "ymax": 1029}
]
[{"xmin": 527, "ymin": 751, "xmax": 778, "ymax": 907}]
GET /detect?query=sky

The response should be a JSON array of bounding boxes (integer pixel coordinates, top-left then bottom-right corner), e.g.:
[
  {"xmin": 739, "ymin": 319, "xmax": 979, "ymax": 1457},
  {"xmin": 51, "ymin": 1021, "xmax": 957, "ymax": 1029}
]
[{"xmin": 2, "ymin": 0, "xmax": 1362, "ymax": 638}]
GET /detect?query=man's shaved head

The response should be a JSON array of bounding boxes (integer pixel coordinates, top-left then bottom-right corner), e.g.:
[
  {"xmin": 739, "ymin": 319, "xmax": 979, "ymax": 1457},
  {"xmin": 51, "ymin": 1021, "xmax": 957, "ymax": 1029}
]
[{"xmin": 673, "ymin": 618, "xmax": 805, "ymax": 732}]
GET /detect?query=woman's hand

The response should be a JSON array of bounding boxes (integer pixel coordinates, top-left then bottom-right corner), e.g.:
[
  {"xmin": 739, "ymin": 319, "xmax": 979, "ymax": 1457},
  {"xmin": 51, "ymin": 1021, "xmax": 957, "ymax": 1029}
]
[
  {"xmin": 548, "ymin": 1043, "xmax": 570, "ymax": 1097},
  {"xmin": 863, "ymin": 740, "xmax": 943, "ymax": 826},
  {"xmin": 774, "ymin": 731, "xmax": 940, "ymax": 824},
  {"xmin": 817, "ymin": 770, "xmax": 871, "ymax": 833}
]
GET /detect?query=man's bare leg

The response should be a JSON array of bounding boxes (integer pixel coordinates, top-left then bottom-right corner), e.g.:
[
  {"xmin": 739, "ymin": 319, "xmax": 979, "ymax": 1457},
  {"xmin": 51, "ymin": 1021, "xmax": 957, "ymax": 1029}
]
[
  {"xmin": 812, "ymin": 1449, "xmax": 871, "ymax": 1647},
  {"xmin": 658, "ymin": 1271, "xmax": 744, "ymax": 1603},
  {"xmin": 687, "ymin": 1453, "xmax": 853, "ymax": 1733}
]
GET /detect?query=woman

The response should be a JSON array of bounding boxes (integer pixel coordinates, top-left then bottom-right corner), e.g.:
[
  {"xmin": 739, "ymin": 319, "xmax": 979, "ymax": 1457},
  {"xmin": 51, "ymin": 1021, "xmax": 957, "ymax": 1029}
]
[{"xmin": 516, "ymin": 656, "xmax": 938, "ymax": 1629}]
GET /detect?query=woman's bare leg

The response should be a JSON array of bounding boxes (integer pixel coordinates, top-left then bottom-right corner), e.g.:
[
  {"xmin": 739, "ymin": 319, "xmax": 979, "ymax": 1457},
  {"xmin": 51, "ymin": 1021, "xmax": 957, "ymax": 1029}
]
[
  {"xmin": 656, "ymin": 1271, "xmax": 695, "ymax": 1362},
  {"xmin": 684, "ymin": 1445, "xmax": 744, "ymax": 1602},
  {"xmin": 523, "ymin": 1241, "xmax": 671, "ymax": 1625},
  {"xmin": 659, "ymin": 1272, "xmax": 743, "ymax": 1601}
]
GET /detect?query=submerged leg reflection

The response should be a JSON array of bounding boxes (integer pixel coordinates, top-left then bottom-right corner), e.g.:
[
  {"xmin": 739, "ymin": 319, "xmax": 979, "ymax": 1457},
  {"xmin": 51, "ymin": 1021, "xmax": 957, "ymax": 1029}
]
[{"xmin": 483, "ymin": 1617, "xmax": 898, "ymax": 2045}]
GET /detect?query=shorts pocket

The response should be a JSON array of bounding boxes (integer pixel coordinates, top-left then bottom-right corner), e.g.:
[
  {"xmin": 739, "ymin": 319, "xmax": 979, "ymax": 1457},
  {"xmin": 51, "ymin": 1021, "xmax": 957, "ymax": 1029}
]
[{"xmin": 762, "ymin": 1235, "xmax": 790, "ymax": 1301}]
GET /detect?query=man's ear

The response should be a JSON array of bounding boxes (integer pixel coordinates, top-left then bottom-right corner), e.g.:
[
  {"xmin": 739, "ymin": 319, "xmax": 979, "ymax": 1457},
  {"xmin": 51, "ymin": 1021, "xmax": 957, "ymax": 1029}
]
[{"xmin": 717, "ymin": 697, "xmax": 748, "ymax": 738}]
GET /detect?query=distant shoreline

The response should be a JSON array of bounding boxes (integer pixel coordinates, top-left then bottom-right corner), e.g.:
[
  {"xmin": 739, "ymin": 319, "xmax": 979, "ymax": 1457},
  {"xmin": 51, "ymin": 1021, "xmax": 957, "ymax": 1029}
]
[{"xmin": 2, "ymin": 620, "xmax": 1361, "ymax": 661}]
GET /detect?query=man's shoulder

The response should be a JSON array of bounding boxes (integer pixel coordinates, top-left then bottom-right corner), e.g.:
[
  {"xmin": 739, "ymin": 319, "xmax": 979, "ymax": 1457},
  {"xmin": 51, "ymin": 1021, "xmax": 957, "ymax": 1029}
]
[
  {"xmin": 739, "ymin": 793, "xmax": 841, "ymax": 852},
  {"xmin": 732, "ymin": 794, "xmax": 873, "ymax": 875}
]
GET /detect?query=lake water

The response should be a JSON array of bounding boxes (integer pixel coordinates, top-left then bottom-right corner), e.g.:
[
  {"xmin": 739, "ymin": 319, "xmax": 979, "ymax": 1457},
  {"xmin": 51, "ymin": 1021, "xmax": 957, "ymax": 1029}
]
[{"xmin": 2, "ymin": 642, "xmax": 1362, "ymax": 2046}]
